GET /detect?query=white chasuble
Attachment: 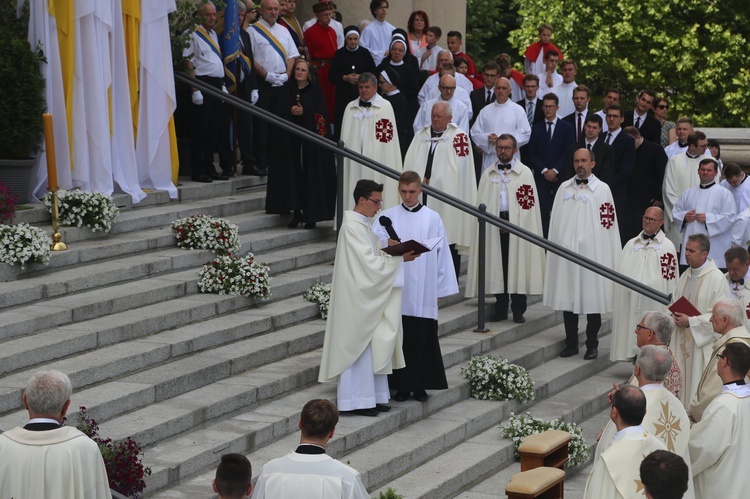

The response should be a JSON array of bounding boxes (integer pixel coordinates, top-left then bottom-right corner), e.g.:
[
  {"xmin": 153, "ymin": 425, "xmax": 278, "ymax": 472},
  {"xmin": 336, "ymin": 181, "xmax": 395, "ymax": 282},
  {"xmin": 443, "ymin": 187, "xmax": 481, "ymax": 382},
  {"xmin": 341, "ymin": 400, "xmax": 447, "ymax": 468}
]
[
  {"xmin": 470, "ymin": 100, "xmax": 531, "ymax": 172},
  {"xmin": 611, "ymin": 230, "xmax": 678, "ymax": 361},
  {"xmin": 405, "ymin": 124, "xmax": 477, "ymax": 250},
  {"xmin": 673, "ymin": 184, "xmax": 736, "ymax": 267},
  {"xmin": 340, "ymin": 94, "xmax": 403, "ymax": 211},
  {"xmin": 662, "ymin": 151, "xmax": 713, "ymax": 247},
  {"xmin": 318, "ymin": 211, "xmax": 404, "ymax": 382},
  {"xmin": 670, "ymin": 260, "xmax": 730, "ymax": 406},
  {"xmin": 720, "ymin": 175, "xmax": 750, "ymax": 212},
  {"xmin": 465, "ymin": 159, "xmax": 545, "ymax": 297},
  {"xmin": 725, "ymin": 270, "xmax": 750, "ymax": 330},
  {"xmin": 689, "ymin": 384, "xmax": 750, "ymax": 499},
  {"xmin": 584, "ymin": 426, "xmax": 667, "ymax": 499},
  {"xmin": 544, "ymin": 175, "xmax": 621, "ymax": 314},
  {"xmin": 372, "ymin": 204, "xmax": 459, "ymax": 320}
]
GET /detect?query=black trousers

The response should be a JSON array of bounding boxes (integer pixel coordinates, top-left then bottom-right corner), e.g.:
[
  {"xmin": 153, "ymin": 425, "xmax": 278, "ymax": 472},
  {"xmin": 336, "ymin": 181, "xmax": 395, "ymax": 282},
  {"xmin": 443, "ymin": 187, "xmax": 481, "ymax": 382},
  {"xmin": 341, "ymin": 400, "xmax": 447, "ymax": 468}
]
[
  {"xmin": 191, "ymin": 76, "xmax": 231, "ymax": 178},
  {"xmin": 235, "ymin": 82, "xmax": 256, "ymax": 169},
  {"xmin": 253, "ymin": 81, "xmax": 284, "ymax": 169},
  {"xmin": 563, "ymin": 311, "xmax": 600, "ymax": 349},
  {"xmin": 495, "ymin": 230, "xmax": 527, "ymax": 318}
]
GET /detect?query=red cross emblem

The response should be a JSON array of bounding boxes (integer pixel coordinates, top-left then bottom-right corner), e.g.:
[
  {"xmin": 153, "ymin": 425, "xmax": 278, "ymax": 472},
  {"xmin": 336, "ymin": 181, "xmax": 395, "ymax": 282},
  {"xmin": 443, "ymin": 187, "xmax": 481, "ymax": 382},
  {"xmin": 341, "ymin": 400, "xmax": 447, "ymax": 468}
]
[
  {"xmin": 375, "ymin": 118, "xmax": 394, "ymax": 143},
  {"xmin": 516, "ymin": 184, "xmax": 535, "ymax": 210},
  {"xmin": 453, "ymin": 133, "xmax": 470, "ymax": 157},
  {"xmin": 745, "ymin": 302, "xmax": 750, "ymax": 320},
  {"xmin": 314, "ymin": 114, "xmax": 326, "ymax": 136},
  {"xmin": 599, "ymin": 202, "xmax": 615, "ymax": 229},
  {"xmin": 660, "ymin": 253, "xmax": 676, "ymax": 280}
]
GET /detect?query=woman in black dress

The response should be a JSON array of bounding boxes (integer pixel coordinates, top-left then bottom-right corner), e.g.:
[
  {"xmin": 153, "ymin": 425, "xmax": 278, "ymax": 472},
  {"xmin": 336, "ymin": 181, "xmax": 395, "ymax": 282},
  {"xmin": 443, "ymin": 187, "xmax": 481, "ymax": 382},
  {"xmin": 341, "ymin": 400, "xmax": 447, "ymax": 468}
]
[{"xmin": 265, "ymin": 58, "xmax": 336, "ymax": 229}]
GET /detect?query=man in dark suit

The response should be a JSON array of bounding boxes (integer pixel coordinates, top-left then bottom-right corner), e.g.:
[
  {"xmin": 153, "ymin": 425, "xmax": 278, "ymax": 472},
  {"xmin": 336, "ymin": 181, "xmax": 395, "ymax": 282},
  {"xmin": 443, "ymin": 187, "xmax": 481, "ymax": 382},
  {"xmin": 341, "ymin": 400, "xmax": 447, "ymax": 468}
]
[
  {"xmin": 623, "ymin": 89, "xmax": 661, "ymax": 145},
  {"xmin": 601, "ymin": 103, "xmax": 636, "ymax": 243},
  {"xmin": 235, "ymin": 2, "xmax": 261, "ymax": 176},
  {"xmin": 563, "ymin": 113, "xmax": 613, "ymax": 182},
  {"xmin": 621, "ymin": 126, "xmax": 668, "ymax": 240},
  {"xmin": 516, "ymin": 73, "xmax": 544, "ymax": 166},
  {"xmin": 527, "ymin": 92, "xmax": 576, "ymax": 236},
  {"xmin": 470, "ymin": 62, "xmax": 500, "ymax": 182},
  {"xmin": 561, "ymin": 84, "xmax": 590, "ymax": 142}
]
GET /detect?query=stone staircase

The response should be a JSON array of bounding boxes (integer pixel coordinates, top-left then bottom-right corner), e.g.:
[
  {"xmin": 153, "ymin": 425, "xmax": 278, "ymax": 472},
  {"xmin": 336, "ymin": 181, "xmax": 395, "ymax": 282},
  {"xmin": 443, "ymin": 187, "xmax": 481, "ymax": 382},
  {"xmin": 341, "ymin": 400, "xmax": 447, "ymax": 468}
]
[{"xmin": 0, "ymin": 177, "xmax": 630, "ymax": 498}]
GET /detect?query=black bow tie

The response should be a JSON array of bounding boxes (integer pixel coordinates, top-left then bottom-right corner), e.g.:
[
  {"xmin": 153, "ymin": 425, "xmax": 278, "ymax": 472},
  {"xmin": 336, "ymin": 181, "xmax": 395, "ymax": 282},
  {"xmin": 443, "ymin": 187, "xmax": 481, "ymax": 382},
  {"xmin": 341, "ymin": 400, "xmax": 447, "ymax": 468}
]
[
  {"xmin": 575, "ymin": 178, "xmax": 589, "ymax": 185},
  {"xmin": 699, "ymin": 182, "xmax": 715, "ymax": 189},
  {"xmin": 732, "ymin": 278, "xmax": 744, "ymax": 285},
  {"xmin": 431, "ymin": 130, "xmax": 444, "ymax": 138},
  {"xmin": 499, "ymin": 163, "xmax": 512, "ymax": 171},
  {"xmin": 642, "ymin": 233, "xmax": 656, "ymax": 240},
  {"xmin": 359, "ymin": 100, "xmax": 372, "ymax": 108}
]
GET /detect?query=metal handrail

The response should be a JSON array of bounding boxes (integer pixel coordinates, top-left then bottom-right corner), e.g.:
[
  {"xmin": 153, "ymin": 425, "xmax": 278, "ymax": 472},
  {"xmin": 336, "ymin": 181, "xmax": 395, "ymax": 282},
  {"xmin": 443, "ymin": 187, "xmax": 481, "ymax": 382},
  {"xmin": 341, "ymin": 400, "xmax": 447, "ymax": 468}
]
[{"xmin": 175, "ymin": 72, "xmax": 671, "ymax": 330}]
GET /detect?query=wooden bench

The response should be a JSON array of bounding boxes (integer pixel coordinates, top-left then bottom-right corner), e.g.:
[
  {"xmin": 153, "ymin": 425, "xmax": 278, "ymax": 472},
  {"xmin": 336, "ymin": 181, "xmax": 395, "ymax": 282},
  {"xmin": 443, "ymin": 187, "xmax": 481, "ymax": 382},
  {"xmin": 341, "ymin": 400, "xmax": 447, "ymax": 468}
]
[
  {"xmin": 506, "ymin": 467, "xmax": 565, "ymax": 499},
  {"xmin": 518, "ymin": 429, "xmax": 570, "ymax": 471}
]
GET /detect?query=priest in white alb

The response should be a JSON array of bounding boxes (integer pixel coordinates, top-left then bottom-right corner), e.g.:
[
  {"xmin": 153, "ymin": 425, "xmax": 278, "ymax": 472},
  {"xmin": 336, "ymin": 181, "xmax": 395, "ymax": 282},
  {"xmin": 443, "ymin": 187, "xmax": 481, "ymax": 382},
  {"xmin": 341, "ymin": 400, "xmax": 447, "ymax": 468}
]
[
  {"xmin": 583, "ymin": 385, "xmax": 667, "ymax": 499},
  {"xmin": 688, "ymin": 299, "xmax": 750, "ymax": 423},
  {"xmin": 719, "ymin": 162, "xmax": 750, "ymax": 212},
  {"xmin": 412, "ymin": 75, "xmax": 471, "ymax": 135},
  {"xmin": 318, "ymin": 180, "xmax": 419, "ymax": 417},
  {"xmin": 406, "ymin": 101, "xmax": 477, "ymax": 276},
  {"xmin": 340, "ymin": 72, "xmax": 402, "ymax": 211},
  {"xmin": 670, "ymin": 233, "xmax": 730, "ymax": 406},
  {"xmin": 372, "ymin": 171, "xmax": 458, "ymax": 402},
  {"xmin": 545, "ymin": 148, "xmax": 621, "ymax": 360},
  {"xmin": 465, "ymin": 134, "xmax": 545, "ymax": 323},
  {"xmin": 673, "ymin": 158, "xmax": 736, "ymax": 269},
  {"xmin": 470, "ymin": 77, "xmax": 531, "ymax": 173},
  {"xmin": 723, "ymin": 246, "xmax": 750, "ymax": 329},
  {"xmin": 358, "ymin": 0, "xmax": 395, "ymax": 66},
  {"xmin": 611, "ymin": 207, "xmax": 679, "ymax": 361},
  {"xmin": 688, "ymin": 342, "xmax": 750, "ymax": 499},
  {"xmin": 595, "ymin": 346, "xmax": 695, "ymax": 499}
]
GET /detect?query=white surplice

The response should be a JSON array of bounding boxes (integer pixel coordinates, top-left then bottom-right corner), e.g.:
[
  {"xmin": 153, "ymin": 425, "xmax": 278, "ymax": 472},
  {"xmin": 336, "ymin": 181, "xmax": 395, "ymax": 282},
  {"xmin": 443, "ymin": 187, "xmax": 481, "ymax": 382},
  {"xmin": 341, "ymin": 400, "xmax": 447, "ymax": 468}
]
[
  {"xmin": 544, "ymin": 174, "xmax": 621, "ymax": 314},
  {"xmin": 720, "ymin": 175, "xmax": 750, "ymax": 212},
  {"xmin": 413, "ymin": 96, "xmax": 471, "ymax": 136},
  {"xmin": 553, "ymin": 81, "xmax": 577, "ymax": 118},
  {"xmin": 731, "ymin": 205, "xmax": 750, "ymax": 248},
  {"xmin": 662, "ymin": 151, "xmax": 713, "ymax": 247},
  {"xmin": 689, "ymin": 383, "xmax": 750, "ymax": 499},
  {"xmin": 417, "ymin": 73, "xmax": 474, "ymax": 106},
  {"xmin": 673, "ymin": 184, "xmax": 736, "ymax": 267},
  {"xmin": 404, "ymin": 124, "xmax": 477, "ymax": 250},
  {"xmin": 611, "ymin": 230, "xmax": 679, "ymax": 361},
  {"xmin": 670, "ymin": 259, "xmax": 730, "ymax": 406},
  {"xmin": 359, "ymin": 19, "xmax": 395, "ymax": 66},
  {"xmin": 470, "ymin": 100, "xmax": 531, "ymax": 172},
  {"xmin": 340, "ymin": 95, "xmax": 403, "ymax": 211}
]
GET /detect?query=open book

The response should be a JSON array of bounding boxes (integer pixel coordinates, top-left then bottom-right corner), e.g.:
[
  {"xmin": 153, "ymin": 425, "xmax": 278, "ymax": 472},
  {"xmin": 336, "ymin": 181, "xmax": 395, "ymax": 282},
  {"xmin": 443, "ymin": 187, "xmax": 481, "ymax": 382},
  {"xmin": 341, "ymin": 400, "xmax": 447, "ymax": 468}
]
[{"xmin": 381, "ymin": 236, "xmax": 443, "ymax": 257}]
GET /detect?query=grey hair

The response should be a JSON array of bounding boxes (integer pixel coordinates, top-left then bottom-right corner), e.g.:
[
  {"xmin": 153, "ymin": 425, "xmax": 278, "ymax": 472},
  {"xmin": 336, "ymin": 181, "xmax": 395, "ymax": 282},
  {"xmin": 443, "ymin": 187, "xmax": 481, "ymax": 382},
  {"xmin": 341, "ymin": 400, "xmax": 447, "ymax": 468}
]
[
  {"xmin": 24, "ymin": 370, "xmax": 73, "ymax": 416},
  {"xmin": 636, "ymin": 345, "xmax": 672, "ymax": 382},
  {"xmin": 431, "ymin": 100, "xmax": 452, "ymax": 117},
  {"xmin": 713, "ymin": 298, "xmax": 745, "ymax": 328},
  {"xmin": 238, "ymin": 0, "xmax": 247, "ymax": 13},
  {"xmin": 642, "ymin": 311, "xmax": 674, "ymax": 346},
  {"xmin": 358, "ymin": 72, "xmax": 378, "ymax": 86}
]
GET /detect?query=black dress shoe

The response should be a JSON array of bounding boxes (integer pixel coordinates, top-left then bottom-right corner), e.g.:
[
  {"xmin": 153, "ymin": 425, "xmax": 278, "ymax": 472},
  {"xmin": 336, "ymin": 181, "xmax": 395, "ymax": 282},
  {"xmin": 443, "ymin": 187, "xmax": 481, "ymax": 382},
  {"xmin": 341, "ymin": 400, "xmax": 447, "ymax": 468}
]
[
  {"xmin": 242, "ymin": 165, "xmax": 265, "ymax": 176},
  {"xmin": 374, "ymin": 404, "xmax": 391, "ymax": 412},
  {"xmin": 413, "ymin": 390, "xmax": 429, "ymax": 402},
  {"xmin": 304, "ymin": 222, "xmax": 316, "ymax": 229},
  {"xmin": 584, "ymin": 348, "xmax": 598, "ymax": 360},
  {"xmin": 393, "ymin": 391, "xmax": 410, "ymax": 402},
  {"xmin": 488, "ymin": 313, "xmax": 508, "ymax": 322},
  {"xmin": 513, "ymin": 315, "xmax": 526, "ymax": 324},
  {"xmin": 351, "ymin": 408, "xmax": 379, "ymax": 417},
  {"xmin": 191, "ymin": 175, "xmax": 212, "ymax": 183},
  {"xmin": 210, "ymin": 173, "xmax": 229, "ymax": 180},
  {"xmin": 560, "ymin": 347, "xmax": 579, "ymax": 358}
]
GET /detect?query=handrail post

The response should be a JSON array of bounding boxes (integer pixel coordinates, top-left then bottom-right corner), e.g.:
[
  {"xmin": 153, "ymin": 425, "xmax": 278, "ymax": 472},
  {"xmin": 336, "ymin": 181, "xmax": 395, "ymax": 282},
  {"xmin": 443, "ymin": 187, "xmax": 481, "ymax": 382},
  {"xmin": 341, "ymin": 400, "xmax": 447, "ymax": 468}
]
[
  {"xmin": 336, "ymin": 140, "xmax": 345, "ymax": 232},
  {"xmin": 474, "ymin": 204, "xmax": 489, "ymax": 333}
]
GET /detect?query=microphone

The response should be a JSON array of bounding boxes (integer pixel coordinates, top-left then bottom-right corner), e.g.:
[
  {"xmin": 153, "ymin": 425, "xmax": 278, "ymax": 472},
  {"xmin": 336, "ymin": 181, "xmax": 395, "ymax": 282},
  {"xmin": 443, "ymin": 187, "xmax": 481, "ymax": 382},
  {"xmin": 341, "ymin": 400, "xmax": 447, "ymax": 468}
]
[{"xmin": 379, "ymin": 216, "xmax": 400, "ymax": 242}]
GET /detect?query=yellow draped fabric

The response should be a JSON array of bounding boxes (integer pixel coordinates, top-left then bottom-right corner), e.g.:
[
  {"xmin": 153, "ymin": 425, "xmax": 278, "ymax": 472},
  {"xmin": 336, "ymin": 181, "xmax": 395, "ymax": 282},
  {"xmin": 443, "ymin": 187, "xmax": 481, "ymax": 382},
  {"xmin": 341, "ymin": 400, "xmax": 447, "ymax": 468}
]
[
  {"xmin": 168, "ymin": 117, "xmax": 179, "ymax": 184},
  {"xmin": 49, "ymin": 0, "xmax": 75, "ymax": 167},
  {"xmin": 122, "ymin": 0, "xmax": 141, "ymax": 140}
]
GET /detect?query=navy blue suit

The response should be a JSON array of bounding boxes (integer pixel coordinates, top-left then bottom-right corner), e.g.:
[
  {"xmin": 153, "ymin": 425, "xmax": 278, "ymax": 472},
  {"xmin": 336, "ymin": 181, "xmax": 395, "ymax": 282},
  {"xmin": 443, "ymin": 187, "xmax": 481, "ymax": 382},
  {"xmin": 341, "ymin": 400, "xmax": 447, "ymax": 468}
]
[
  {"xmin": 623, "ymin": 110, "xmax": 661, "ymax": 145},
  {"xmin": 600, "ymin": 129, "xmax": 636, "ymax": 242},
  {"xmin": 528, "ymin": 118, "xmax": 576, "ymax": 236}
]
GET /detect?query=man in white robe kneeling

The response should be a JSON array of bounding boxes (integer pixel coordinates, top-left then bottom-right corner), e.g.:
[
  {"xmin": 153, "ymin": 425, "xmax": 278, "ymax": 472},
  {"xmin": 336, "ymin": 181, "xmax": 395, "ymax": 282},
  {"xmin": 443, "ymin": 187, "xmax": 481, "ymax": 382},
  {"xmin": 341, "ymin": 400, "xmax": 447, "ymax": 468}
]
[
  {"xmin": 584, "ymin": 384, "xmax": 667, "ymax": 499},
  {"xmin": 318, "ymin": 180, "xmax": 419, "ymax": 417},
  {"xmin": 372, "ymin": 171, "xmax": 459, "ymax": 402},
  {"xmin": 251, "ymin": 399, "xmax": 369, "ymax": 499}
]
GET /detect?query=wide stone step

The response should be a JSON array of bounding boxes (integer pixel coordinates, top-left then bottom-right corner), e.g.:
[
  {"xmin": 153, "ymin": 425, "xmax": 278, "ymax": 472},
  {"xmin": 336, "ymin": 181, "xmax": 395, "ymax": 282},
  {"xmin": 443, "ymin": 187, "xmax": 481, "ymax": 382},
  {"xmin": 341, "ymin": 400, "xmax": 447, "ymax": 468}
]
[{"xmin": 146, "ymin": 311, "xmax": 611, "ymax": 498}]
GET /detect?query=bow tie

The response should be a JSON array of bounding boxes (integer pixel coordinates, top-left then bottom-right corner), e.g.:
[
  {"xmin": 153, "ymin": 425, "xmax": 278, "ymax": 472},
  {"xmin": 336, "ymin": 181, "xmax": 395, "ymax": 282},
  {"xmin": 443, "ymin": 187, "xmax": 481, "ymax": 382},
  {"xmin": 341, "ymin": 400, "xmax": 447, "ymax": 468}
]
[
  {"xmin": 732, "ymin": 278, "xmax": 744, "ymax": 285},
  {"xmin": 575, "ymin": 178, "xmax": 589, "ymax": 185},
  {"xmin": 499, "ymin": 163, "xmax": 512, "ymax": 171},
  {"xmin": 699, "ymin": 182, "xmax": 715, "ymax": 189},
  {"xmin": 359, "ymin": 100, "xmax": 372, "ymax": 108},
  {"xmin": 431, "ymin": 130, "xmax": 444, "ymax": 138},
  {"xmin": 642, "ymin": 233, "xmax": 656, "ymax": 240}
]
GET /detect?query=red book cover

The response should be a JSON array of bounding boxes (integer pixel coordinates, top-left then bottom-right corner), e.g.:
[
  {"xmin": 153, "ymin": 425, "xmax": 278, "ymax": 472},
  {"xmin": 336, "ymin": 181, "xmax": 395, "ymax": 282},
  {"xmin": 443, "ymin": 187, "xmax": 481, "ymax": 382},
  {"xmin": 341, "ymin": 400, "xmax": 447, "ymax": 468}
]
[{"xmin": 668, "ymin": 296, "xmax": 701, "ymax": 317}]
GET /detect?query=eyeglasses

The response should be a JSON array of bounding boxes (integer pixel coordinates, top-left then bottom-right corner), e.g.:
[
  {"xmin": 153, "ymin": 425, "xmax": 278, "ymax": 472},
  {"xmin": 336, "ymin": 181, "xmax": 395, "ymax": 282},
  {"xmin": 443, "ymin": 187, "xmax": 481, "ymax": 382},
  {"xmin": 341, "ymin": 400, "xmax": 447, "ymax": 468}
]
[
  {"xmin": 496, "ymin": 146, "xmax": 514, "ymax": 151},
  {"xmin": 483, "ymin": 73, "xmax": 499, "ymax": 78},
  {"xmin": 642, "ymin": 216, "xmax": 663, "ymax": 223},
  {"xmin": 439, "ymin": 86, "xmax": 456, "ymax": 90},
  {"xmin": 606, "ymin": 114, "xmax": 622, "ymax": 119},
  {"xmin": 635, "ymin": 324, "xmax": 653, "ymax": 333},
  {"xmin": 656, "ymin": 105, "xmax": 668, "ymax": 109},
  {"xmin": 716, "ymin": 353, "xmax": 726, "ymax": 360},
  {"xmin": 365, "ymin": 197, "xmax": 382, "ymax": 206},
  {"xmin": 542, "ymin": 105, "xmax": 558, "ymax": 109}
]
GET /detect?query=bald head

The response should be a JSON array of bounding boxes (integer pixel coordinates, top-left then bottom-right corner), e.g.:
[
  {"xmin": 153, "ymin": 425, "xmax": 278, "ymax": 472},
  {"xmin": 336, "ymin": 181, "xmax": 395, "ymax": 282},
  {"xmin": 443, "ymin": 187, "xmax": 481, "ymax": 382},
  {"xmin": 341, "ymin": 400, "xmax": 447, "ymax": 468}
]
[
  {"xmin": 494, "ymin": 77, "xmax": 512, "ymax": 104},
  {"xmin": 642, "ymin": 206, "xmax": 664, "ymax": 234},
  {"xmin": 438, "ymin": 74, "xmax": 456, "ymax": 101}
]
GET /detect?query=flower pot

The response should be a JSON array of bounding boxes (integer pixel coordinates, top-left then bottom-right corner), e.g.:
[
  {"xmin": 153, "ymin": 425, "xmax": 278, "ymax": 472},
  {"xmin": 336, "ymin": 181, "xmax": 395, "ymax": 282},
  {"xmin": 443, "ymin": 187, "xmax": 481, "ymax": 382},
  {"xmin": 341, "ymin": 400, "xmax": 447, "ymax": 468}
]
[{"xmin": 0, "ymin": 157, "xmax": 36, "ymax": 204}]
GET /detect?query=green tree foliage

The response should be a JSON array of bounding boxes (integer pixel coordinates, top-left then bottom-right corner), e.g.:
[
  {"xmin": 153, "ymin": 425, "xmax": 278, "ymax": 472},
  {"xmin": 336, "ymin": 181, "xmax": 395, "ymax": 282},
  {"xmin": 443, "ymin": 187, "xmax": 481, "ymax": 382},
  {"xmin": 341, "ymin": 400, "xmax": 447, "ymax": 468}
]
[
  {"xmin": 509, "ymin": 0, "xmax": 750, "ymax": 126},
  {"xmin": 466, "ymin": 0, "xmax": 519, "ymax": 65}
]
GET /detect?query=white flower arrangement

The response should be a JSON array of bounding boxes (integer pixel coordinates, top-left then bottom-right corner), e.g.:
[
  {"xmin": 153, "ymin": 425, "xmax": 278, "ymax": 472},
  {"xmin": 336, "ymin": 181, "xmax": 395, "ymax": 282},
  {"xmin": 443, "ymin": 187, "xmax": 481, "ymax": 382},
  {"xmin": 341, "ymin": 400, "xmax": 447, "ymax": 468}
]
[
  {"xmin": 0, "ymin": 223, "xmax": 51, "ymax": 267},
  {"xmin": 499, "ymin": 412, "xmax": 590, "ymax": 467},
  {"xmin": 461, "ymin": 355, "xmax": 535, "ymax": 402},
  {"xmin": 44, "ymin": 190, "xmax": 119, "ymax": 232},
  {"xmin": 171, "ymin": 214, "xmax": 240, "ymax": 254},
  {"xmin": 303, "ymin": 282, "xmax": 331, "ymax": 319},
  {"xmin": 196, "ymin": 252, "xmax": 271, "ymax": 299}
]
